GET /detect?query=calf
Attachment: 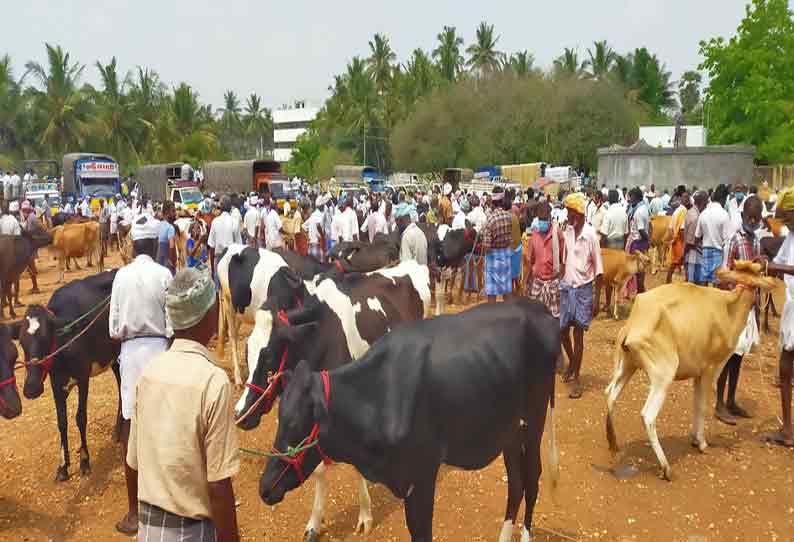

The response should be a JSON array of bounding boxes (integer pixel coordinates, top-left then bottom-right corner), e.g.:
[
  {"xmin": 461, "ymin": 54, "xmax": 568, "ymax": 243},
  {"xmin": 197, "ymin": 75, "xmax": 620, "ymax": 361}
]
[
  {"xmin": 259, "ymin": 299, "xmax": 559, "ymax": 542},
  {"xmin": 649, "ymin": 214, "xmax": 672, "ymax": 274},
  {"xmin": 605, "ymin": 267, "xmax": 776, "ymax": 480},
  {"xmin": 0, "ymin": 323, "xmax": 23, "ymax": 419},
  {"xmin": 422, "ymin": 223, "xmax": 477, "ymax": 315},
  {"xmin": 51, "ymin": 222, "xmax": 103, "ymax": 283},
  {"xmin": 0, "ymin": 229, "xmax": 53, "ymax": 318},
  {"xmin": 17, "ymin": 271, "xmax": 122, "ymax": 481},
  {"xmin": 237, "ymin": 260, "xmax": 430, "ymax": 541},
  {"xmin": 599, "ymin": 248, "xmax": 650, "ymax": 319}
]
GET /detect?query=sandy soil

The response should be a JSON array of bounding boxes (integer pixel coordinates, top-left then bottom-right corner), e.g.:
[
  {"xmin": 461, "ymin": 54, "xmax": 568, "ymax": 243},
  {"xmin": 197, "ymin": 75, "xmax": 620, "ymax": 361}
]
[{"xmin": 1, "ymin": 247, "xmax": 793, "ymax": 542}]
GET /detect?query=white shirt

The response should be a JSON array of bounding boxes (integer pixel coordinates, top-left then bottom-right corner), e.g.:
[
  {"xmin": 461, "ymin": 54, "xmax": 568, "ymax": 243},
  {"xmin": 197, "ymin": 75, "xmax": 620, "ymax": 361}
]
[
  {"xmin": 231, "ymin": 206, "xmax": 242, "ymax": 228},
  {"xmin": 243, "ymin": 207, "xmax": 260, "ymax": 238},
  {"xmin": 331, "ymin": 209, "xmax": 343, "ymax": 242},
  {"xmin": 695, "ymin": 201, "xmax": 732, "ymax": 250},
  {"xmin": 80, "ymin": 200, "xmax": 92, "ymax": 217},
  {"xmin": 451, "ymin": 210, "xmax": 467, "ymax": 230},
  {"xmin": 0, "ymin": 214, "xmax": 21, "ymax": 235},
  {"xmin": 207, "ymin": 211, "xmax": 242, "ymax": 254},
  {"xmin": 774, "ymin": 232, "xmax": 794, "ymax": 301},
  {"xmin": 600, "ymin": 204, "xmax": 628, "ymax": 240},
  {"xmin": 340, "ymin": 207, "xmax": 359, "ymax": 242},
  {"xmin": 360, "ymin": 211, "xmax": 388, "ymax": 242},
  {"xmin": 628, "ymin": 203, "xmax": 650, "ymax": 241},
  {"xmin": 303, "ymin": 209, "xmax": 323, "ymax": 245},
  {"xmin": 467, "ymin": 206, "xmax": 487, "ymax": 233},
  {"xmin": 109, "ymin": 254, "xmax": 173, "ymax": 341},
  {"xmin": 262, "ymin": 208, "xmax": 283, "ymax": 249}
]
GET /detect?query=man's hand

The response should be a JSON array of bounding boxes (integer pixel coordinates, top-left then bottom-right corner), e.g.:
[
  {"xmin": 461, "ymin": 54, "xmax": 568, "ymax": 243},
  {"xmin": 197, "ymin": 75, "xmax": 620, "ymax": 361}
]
[{"xmin": 208, "ymin": 478, "xmax": 239, "ymax": 542}]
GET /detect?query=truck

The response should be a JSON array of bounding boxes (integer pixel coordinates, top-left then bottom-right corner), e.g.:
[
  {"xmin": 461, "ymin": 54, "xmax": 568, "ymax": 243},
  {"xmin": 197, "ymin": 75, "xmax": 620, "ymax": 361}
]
[
  {"xmin": 24, "ymin": 181, "xmax": 61, "ymax": 216},
  {"xmin": 203, "ymin": 159, "xmax": 286, "ymax": 195},
  {"xmin": 333, "ymin": 165, "xmax": 386, "ymax": 194},
  {"xmin": 136, "ymin": 162, "xmax": 203, "ymax": 211},
  {"xmin": 62, "ymin": 153, "xmax": 121, "ymax": 214},
  {"xmin": 442, "ymin": 168, "xmax": 474, "ymax": 192}
]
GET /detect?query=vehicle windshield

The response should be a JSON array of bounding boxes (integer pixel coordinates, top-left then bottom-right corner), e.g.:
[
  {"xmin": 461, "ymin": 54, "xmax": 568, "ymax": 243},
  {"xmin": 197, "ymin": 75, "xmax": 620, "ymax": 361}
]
[
  {"xmin": 81, "ymin": 177, "xmax": 117, "ymax": 197},
  {"xmin": 269, "ymin": 183, "xmax": 286, "ymax": 198},
  {"xmin": 180, "ymin": 187, "xmax": 203, "ymax": 204},
  {"xmin": 29, "ymin": 195, "xmax": 61, "ymax": 209}
]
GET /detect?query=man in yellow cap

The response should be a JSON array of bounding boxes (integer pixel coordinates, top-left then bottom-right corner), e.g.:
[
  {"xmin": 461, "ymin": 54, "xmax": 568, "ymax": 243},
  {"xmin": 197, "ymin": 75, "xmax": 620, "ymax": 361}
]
[{"xmin": 560, "ymin": 192, "xmax": 603, "ymax": 399}]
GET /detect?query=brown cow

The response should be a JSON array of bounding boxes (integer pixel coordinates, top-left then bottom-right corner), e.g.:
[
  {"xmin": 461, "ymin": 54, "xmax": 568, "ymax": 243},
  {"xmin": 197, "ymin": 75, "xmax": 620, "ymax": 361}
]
[
  {"xmin": 599, "ymin": 249, "xmax": 650, "ymax": 319},
  {"xmin": 649, "ymin": 215, "xmax": 673, "ymax": 274},
  {"xmin": 51, "ymin": 222, "xmax": 103, "ymax": 283}
]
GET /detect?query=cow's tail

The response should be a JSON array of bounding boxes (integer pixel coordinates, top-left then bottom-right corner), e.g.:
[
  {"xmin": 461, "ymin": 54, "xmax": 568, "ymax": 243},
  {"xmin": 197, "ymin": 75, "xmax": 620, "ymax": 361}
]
[{"xmin": 546, "ymin": 375, "xmax": 559, "ymax": 494}]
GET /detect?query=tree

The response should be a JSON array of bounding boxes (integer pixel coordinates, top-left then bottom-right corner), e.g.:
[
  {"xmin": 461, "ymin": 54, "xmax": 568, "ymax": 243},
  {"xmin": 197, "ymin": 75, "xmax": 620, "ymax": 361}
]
[
  {"xmin": 243, "ymin": 93, "xmax": 272, "ymax": 157},
  {"xmin": 0, "ymin": 54, "xmax": 25, "ymax": 158},
  {"xmin": 700, "ymin": 0, "xmax": 794, "ymax": 162},
  {"xmin": 91, "ymin": 57, "xmax": 140, "ymax": 165},
  {"xmin": 505, "ymin": 51, "xmax": 535, "ymax": 78},
  {"xmin": 287, "ymin": 129, "xmax": 321, "ymax": 179},
  {"xmin": 584, "ymin": 40, "xmax": 616, "ymax": 80},
  {"xmin": 553, "ymin": 48, "xmax": 584, "ymax": 78},
  {"xmin": 630, "ymin": 47, "xmax": 676, "ymax": 117},
  {"xmin": 433, "ymin": 26, "xmax": 464, "ymax": 82},
  {"xmin": 466, "ymin": 22, "xmax": 504, "ymax": 75},
  {"xmin": 678, "ymin": 70, "xmax": 703, "ymax": 124},
  {"xmin": 367, "ymin": 33, "xmax": 396, "ymax": 93}
]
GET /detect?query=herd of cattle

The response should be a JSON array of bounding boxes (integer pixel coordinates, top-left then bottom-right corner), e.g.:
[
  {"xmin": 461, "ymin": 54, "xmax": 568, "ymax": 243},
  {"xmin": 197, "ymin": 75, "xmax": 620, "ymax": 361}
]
[{"xmin": 0, "ymin": 210, "xmax": 788, "ymax": 541}]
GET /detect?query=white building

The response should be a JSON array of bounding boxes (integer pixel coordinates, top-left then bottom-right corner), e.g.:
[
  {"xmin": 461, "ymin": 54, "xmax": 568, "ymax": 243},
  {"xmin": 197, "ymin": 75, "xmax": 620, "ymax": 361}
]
[
  {"xmin": 638, "ymin": 125, "xmax": 707, "ymax": 148},
  {"xmin": 272, "ymin": 100, "xmax": 320, "ymax": 162}
]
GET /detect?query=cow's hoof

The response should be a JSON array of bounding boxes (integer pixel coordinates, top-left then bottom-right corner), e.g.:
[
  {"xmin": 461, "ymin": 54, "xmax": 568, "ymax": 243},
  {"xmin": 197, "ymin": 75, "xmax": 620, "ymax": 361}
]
[
  {"xmin": 304, "ymin": 529, "xmax": 321, "ymax": 542},
  {"xmin": 80, "ymin": 459, "xmax": 91, "ymax": 477},
  {"xmin": 690, "ymin": 435, "xmax": 708, "ymax": 453},
  {"xmin": 356, "ymin": 516, "xmax": 373, "ymax": 535},
  {"xmin": 659, "ymin": 466, "xmax": 673, "ymax": 481},
  {"xmin": 55, "ymin": 465, "xmax": 69, "ymax": 482}
]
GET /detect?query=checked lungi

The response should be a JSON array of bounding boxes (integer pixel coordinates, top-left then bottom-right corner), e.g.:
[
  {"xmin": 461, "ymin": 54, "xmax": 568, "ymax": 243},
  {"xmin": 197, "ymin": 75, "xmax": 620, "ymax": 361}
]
[
  {"xmin": 139, "ymin": 502, "xmax": 216, "ymax": 542},
  {"xmin": 485, "ymin": 247, "xmax": 512, "ymax": 296},
  {"xmin": 701, "ymin": 246, "xmax": 723, "ymax": 285},
  {"xmin": 530, "ymin": 277, "xmax": 560, "ymax": 318},
  {"xmin": 559, "ymin": 281, "xmax": 594, "ymax": 330}
]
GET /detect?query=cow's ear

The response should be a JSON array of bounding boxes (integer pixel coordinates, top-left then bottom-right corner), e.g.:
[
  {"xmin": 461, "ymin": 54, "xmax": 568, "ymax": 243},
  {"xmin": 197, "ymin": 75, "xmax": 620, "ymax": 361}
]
[{"xmin": 283, "ymin": 322, "xmax": 319, "ymax": 344}]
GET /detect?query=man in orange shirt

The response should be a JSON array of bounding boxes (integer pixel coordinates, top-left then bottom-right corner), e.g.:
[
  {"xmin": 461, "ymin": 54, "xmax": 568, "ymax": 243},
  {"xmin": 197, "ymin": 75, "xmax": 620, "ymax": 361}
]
[{"xmin": 525, "ymin": 201, "xmax": 564, "ymax": 318}]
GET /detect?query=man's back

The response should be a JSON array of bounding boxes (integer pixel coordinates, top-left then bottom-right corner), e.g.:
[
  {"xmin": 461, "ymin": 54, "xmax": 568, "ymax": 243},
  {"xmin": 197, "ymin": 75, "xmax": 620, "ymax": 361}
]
[{"xmin": 110, "ymin": 255, "xmax": 172, "ymax": 340}]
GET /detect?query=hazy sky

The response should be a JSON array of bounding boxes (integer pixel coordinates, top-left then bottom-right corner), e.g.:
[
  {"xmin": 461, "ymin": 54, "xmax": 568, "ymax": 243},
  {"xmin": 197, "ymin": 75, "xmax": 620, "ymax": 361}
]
[{"xmin": 5, "ymin": 0, "xmax": 768, "ymax": 111}]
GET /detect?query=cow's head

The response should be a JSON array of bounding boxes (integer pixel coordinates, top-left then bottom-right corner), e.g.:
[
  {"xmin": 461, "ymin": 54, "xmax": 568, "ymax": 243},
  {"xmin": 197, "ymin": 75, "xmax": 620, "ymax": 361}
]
[
  {"xmin": 437, "ymin": 226, "xmax": 477, "ymax": 268},
  {"xmin": 17, "ymin": 305, "xmax": 62, "ymax": 399},
  {"xmin": 259, "ymin": 360, "xmax": 326, "ymax": 505},
  {"xmin": 235, "ymin": 304, "xmax": 318, "ymax": 430},
  {"xmin": 0, "ymin": 323, "xmax": 22, "ymax": 419}
]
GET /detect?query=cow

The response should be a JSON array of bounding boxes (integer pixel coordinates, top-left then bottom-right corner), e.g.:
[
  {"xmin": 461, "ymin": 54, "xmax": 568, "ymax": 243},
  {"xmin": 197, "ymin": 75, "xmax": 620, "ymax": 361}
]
[
  {"xmin": 0, "ymin": 229, "xmax": 53, "ymax": 318},
  {"xmin": 272, "ymin": 247, "xmax": 346, "ymax": 280},
  {"xmin": 605, "ymin": 266, "xmax": 776, "ymax": 480},
  {"xmin": 17, "ymin": 271, "xmax": 122, "ymax": 481},
  {"xmin": 330, "ymin": 236, "xmax": 400, "ymax": 272},
  {"xmin": 0, "ymin": 323, "xmax": 23, "ymax": 419},
  {"xmin": 258, "ymin": 299, "xmax": 559, "ymax": 542},
  {"xmin": 649, "ymin": 214, "xmax": 673, "ymax": 274},
  {"xmin": 51, "ymin": 222, "xmax": 103, "ymax": 283},
  {"xmin": 421, "ymin": 223, "xmax": 477, "ymax": 315},
  {"xmin": 599, "ymin": 248, "xmax": 651, "ymax": 319}
]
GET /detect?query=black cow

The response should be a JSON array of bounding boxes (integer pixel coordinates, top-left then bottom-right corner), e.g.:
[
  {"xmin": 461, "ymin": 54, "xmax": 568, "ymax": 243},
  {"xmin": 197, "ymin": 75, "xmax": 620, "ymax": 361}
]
[
  {"xmin": 17, "ymin": 271, "xmax": 122, "ymax": 481},
  {"xmin": 0, "ymin": 229, "xmax": 53, "ymax": 318},
  {"xmin": 330, "ymin": 236, "xmax": 400, "ymax": 272},
  {"xmin": 271, "ymin": 247, "xmax": 345, "ymax": 280},
  {"xmin": 418, "ymin": 223, "xmax": 477, "ymax": 314},
  {"xmin": 259, "ymin": 299, "xmax": 559, "ymax": 542},
  {"xmin": 0, "ymin": 323, "xmax": 22, "ymax": 419}
]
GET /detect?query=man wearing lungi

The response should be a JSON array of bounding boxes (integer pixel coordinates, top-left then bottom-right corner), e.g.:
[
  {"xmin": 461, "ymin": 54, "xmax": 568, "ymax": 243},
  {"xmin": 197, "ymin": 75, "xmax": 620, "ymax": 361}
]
[
  {"xmin": 695, "ymin": 184, "xmax": 733, "ymax": 286},
  {"xmin": 483, "ymin": 189, "xmax": 514, "ymax": 302},
  {"xmin": 525, "ymin": 201, "xmax": 564, "ymax": 318},
  {"xmin": 626, "ymin": 187, "xmax": 651, "ymax": 293},
  {"xmin": 559, "ymin": 192, "xmax": 603, "ymax": 399}
]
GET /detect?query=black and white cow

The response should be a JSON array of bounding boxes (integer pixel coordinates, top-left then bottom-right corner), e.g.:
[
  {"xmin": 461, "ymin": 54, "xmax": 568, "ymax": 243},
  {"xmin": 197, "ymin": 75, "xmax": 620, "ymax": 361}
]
[
  {"xmin": 236, "ymin": 260, "xmax": 430, "ymax": 541},
  {"xmin": 420, "ymin": 223, "xmax": 477, "ymax": 315},
  {"xmin": 259, "ymin": 299, "xmax": 559, "ymax": 542}
]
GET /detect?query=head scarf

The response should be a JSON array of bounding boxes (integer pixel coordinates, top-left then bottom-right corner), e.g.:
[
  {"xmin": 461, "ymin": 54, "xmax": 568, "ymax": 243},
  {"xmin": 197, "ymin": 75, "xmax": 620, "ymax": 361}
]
[
  {"xmin": 777, "ymin": 187, "xmax": 794, "ymax": 212},
  {"xmin": 443, "ymin": 183, "xmax": 452, "ymax": 196},
  {"xmin": 393, "ymin": 202, "xmax": 412, "ymax": 218},
  {"xmin": 166, "ymin": 268, "xmax": 216, "ymax": 331},
  {"xmin": 563, "ymin": 192, "xmax": 587, "ymax": 215}
]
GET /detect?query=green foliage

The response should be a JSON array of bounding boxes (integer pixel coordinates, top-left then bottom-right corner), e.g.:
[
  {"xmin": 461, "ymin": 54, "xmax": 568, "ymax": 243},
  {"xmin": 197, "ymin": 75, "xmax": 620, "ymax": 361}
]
[
  {"xmin": 466, "ymin": 22, "xmax": 504, "ymax": 75},
  {"xmin": 699, "ymin": 0, "xmax": 794, "ymax": 162},
  {"xmin": 678, "ymin": 70, "xmax": 704, "ymax": 124},
  {"xmin": 286, "ymin": 129, "xmax": 321, "ymax": 179}
]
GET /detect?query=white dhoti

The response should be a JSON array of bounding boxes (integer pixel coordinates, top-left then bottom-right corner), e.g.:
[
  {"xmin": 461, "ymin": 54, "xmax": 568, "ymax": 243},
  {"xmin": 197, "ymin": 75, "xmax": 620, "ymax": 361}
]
[
  {"xmin": 781, "ymin": 298, "xmax": 794, "ymax": 352},
  {"xmin": 734, "ymin": 309, "xmax": 760, "ymax": 356},
  {"xmin": 119, "ymin": 337, "xmax": 169, "ymax": 419}
]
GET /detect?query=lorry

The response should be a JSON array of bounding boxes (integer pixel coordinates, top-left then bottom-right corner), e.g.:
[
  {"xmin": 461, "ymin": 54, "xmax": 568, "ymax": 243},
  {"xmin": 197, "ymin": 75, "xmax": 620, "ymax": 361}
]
[
  {"xmin": 24, "ymin": 181, "xmax": 61, "ymax": 216},
  {"xmin": 203, "ymin": 159, "xmax": 286, "ymax": 195},
  {"xmin": 62, "ymin": 153, "xmax": 121, "ymax": 214},
  {"xmin": 136, "ymin": 162, "xmax": 203, "ymax": 211}
]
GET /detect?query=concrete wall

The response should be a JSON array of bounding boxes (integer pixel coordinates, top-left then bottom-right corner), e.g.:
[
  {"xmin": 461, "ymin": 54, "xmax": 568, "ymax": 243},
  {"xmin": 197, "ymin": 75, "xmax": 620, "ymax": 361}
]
[{"xmin": 597, "ymin": 145, "xmax": 755, "ymax": 191}]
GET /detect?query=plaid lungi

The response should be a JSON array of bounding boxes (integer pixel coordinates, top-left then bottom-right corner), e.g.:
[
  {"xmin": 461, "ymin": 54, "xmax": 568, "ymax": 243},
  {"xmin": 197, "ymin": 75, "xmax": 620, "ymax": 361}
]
[
  {"xmin": 485, "ymin": 248, "xmax": 512, "ymax": 296},
  {"xmin": 530, "ymin": 277, "xmax": 561, "ymax": 318},
  {"xmin": 559, "ymin": 281, "xmax": 594, "ymax": 330},
  {"xmin": 139, "ymin": 502, "xmax": 216, "ymax": 542},
  {"xmin": 511, "ymin": 244, "xmax": 522, "ymax": 280},
  {"xmin": 308, "ymin": 242, "xmax": 324, "ymax": 262},
  {"xmin": 701, "ymin": 247, "xmax": 723, "ymax": 285}
]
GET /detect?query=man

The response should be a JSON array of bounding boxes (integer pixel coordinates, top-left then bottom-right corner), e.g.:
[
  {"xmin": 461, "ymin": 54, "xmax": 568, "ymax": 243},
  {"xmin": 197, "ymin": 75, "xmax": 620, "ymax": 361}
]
[
  {"xmin": 695, "ymin": 184, "xmax": 732, "ymax": 286},
  {"xmin": 452, "ymin": 197, "xmax": 469, "ymax": 230},
  {"xmin": 649, "ymin": 190, "xmax": 665, "ymax": 216},
  {"xmin": 360, "ymin": 203, "xmax": 388, "ymax": 242},
  {"xmin": 482, "ymin": 190, "xmax": 514, "ymax": 303},
  {"xmin": 42, "ymin": 194, "xmax": 53, "ymax": 228},
  {"xmin": 0, "ymin": 201, "xmax": 21, "ymax": 235},
  {"xmin": 599, "ymin": 189, "xmax": 627, "ymax": 249},
  {"xmin": 260, "ymin": 196, "xmax": 284, "ymax": 250},
  {"xmin": 589, "ymin": 191, "xmax": 607, "ymax": 233},
  {"xmin": 19, "ymin": 201, "xmax": 41, "ymax": 294},
  {"xmin": 665, "ymin": 192, "xmax": 690, "ymax": 284},
  {"xmin": 525, "ymin": 201, "xmax": 564, "ymax": 318},
  {"xmin": 110, "ymin": 214, "xmax": 174, "ymax": 535},
  {"xmin": 438, "ymin": 183, "xmax": 454, "ymax": 226},
  {"xmin": 243, "ymin": 197, "xmax": 260, "ymax": 247},
  {"xmin": 127, "ymin": 268, "xmax": 239, "ymax": 542},
  {"xmin": 9, "ymin": 170, "xmax": 21, "ymax": 200},
  {"xmin": 322, "ymin": 195, "xmax": 335, "ymax": 258},
  {"xmin": 339, "ymin": 198, "xmax": 359, "ymax": 243},
  {"xmin": 395, "ymin": 202, "xmax": 427, "ymax": 265},
  {"xmin": 304, "ymin": 196, "xmax": 326, "ymax": 261},
  {"xmin": 626, "ymin": 187, "xmax": 651, "ymax": 293},
  {"xmin": 685, "ymin": 191, "xmax": 708, "ymax": 285},
  {"xmin": 157, "ymin": 201, "xmax": 177, "ymax": 275},
  {"xmin": 63, "ymin": 197, "xmax": 75, "ymax": 215},
  {"xmin": 98, "ymin": 198, "xmax": 111, "ymax": 258},
  {"xmin": 207, "ymin": 196, "xmax": 242, "ymax": 278},
  {"xmin": 559, "ymin": 192, "xmax": 603, "ymax": 399},
  {"xmin": 715, "ymin": 195, "xmax": 763, "ymax": 425},
  {"xmin": 79, "ymin": 197, "xmax": 92, "ymax": 218},
  {"xmin": 467, "ymin": 194, "xmax": 488, "ymax": 234}
]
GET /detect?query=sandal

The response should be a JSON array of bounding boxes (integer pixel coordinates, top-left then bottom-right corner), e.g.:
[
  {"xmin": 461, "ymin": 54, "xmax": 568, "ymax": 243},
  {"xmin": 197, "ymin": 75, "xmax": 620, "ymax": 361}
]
[{"xmin": 764, "ymin": 432, "xmax": 794, "ymax": 448}]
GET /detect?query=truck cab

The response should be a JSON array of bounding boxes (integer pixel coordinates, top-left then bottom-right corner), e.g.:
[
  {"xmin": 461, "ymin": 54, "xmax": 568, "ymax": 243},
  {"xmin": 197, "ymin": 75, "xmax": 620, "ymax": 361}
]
[
  {"xmin": 63, "ymin": 153, "xmax": 120, "ymax": 214},
  {"xmin": 170, "ymin": 182, "xmax": 203, "ymax": 211},
  {"xmin": 24, "ymin": 181, "xmax": 61, "ymax": 216}
]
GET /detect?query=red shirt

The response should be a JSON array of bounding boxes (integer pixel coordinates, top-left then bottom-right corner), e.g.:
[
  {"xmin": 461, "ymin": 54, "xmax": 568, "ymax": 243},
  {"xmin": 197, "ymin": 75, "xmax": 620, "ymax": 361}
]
[{"xmin": 526, "ymin": 226, "xmax": 565, "ymax": 280}]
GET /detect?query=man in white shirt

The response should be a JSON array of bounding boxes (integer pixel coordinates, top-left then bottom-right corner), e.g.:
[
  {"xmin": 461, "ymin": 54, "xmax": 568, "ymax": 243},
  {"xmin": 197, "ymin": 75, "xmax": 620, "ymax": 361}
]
[
  {"xmin": 599, "ymin": 189, "xmax": 628, "ymax": 249},
  {"xmin": 243, "ymin": 198, "xmax": 260, "ymax": 247},
  {"xmin": 360, "ymin": 207, "xmax": 388, "ymax": 242},
  {"xmin": 695, "ymin": 184, "xmax": 732, "ymax": 286},
  {"xmin": 451, "ymin": 199, "xmax": 468, "ymax": 230},
  {"xmin": 9, "ymin": 171, "xmax": 21, "ymax": 200},
  {"xmin": 0, "ymin": 202, "xmax": 21, "ymax": 235},
  {"xmin": 466, "ymin": 196, "xmax": 488, "ymax": 234},
  {"xmin": 339, "ymin": 199, "xmax": 359, "ymax": 243},
  {"xmin": 79, "ymin": 197, "xmax": 92, "ymax": 218},
  {"xmin": 207, "ymin": 196, "xmax": 242, "ymax": 277},
  {"xmin": 304, "ymin": 196, "xmax": 326, "ymax": 260},
  {"xmin": 109, "ymin": 213, "xmax": 173, "ymax": 536},
  {"xmin": 627, "ymin": 187, "xmax": 651, "ymax": 292},
  {"xmin": 0, "ymin": 172, "xmax": 9, "ymax": 201},
  {"xmin": 261, "ymin": 196, "xmax": 284, "ymax": 250}
]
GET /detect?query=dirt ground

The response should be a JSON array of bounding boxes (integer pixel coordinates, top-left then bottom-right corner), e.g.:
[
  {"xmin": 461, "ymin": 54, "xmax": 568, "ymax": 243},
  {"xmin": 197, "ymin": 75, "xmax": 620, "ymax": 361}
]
[{"xmin": 1, "ymin": 247, "xmax": 793, "ymax": 542}]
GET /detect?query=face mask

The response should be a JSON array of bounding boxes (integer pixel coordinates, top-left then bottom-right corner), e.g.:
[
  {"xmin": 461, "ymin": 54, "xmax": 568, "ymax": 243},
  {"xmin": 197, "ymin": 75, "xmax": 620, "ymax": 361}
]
[
  {"xmin": 536, "ymin": 219, "xmax": 550, "ymax": 233},
  {"xmin": 743, "ymin": 222, "xmax": 760, "ymax": 234},
  {"xmin": 735, "ymin": 192, "xmax": 746, "ymax": 202}
]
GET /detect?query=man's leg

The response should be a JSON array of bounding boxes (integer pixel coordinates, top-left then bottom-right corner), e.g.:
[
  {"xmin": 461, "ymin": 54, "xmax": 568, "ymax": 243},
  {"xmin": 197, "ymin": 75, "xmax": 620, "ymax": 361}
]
[
  {"xmin": 636, "ymin": 270, "xmax": 646, "ymax": 294},
  {"xmin": 569, "ymin": 326, "xmax": 585, "ymax": 399},
  {"xmin": 116, "ymin": 419, "xmax": 138, "ymax": 534},
  {"xmin": 716, "ymin": 354, "xmax": 740, "ymax": 425},
  {"xmin": 28, "ymin": 259, "xmax": 39, "ymax": 294},
  {"xmin": 727, "ymin": 354, "xmax": 751, "ymax": 418},
  {"xmin": 561, "ymin": 326, "xmax": 574, "ymax": 382}
]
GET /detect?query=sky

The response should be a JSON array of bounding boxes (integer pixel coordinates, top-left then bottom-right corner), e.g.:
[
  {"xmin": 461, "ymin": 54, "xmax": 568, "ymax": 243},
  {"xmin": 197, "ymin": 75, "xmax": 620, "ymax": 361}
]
[{"xmin": 4, "ymin": 0, "xmax": 771, "ymax": 112}]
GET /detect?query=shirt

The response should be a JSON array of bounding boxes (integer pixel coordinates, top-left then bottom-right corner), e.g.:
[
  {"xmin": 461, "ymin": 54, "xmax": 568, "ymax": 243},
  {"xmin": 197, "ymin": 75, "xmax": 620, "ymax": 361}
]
[
  {"xmin": 600, "ymin": 204, "xmax": 628, "ymax": 241},
  {"xmin": 451, "ymin": 210, "xmax": 467, "ymax": 230},
  {"xmin": 262, "ymin": 208, "xmax": 283, "ymax": 249},
  {"xmin": 483, "ymin": 209, "xmax": 513, "ymax": 250},
  {"xmin": 207, "ymin": 212, "xmax": 242, "ymax": 254},
  {"xmin": 0, "ymin": 214, "xmax": 21, "ymax": 235},
  {"xmin": 592, "ymin": 204, "xmax": 607, "ymax": 233},
  {"xmin": 726, "ymin": 228, "xmax": 760, "ymax": 269},
  {"xmin": 438, "ymin": 197, "xmax": 453, "ymax": 225},
  {"xmin": 695, "ymin": 202, "xmax": 732, "ymax": 250},
  {"xmin": 80, "ymin": 200, "xmax": 91, "ymax": 217},
  {"xmin": 109, "ymin": 254, "xmax": 173, "ymax": 341},
  {"xmin": 361, "ymin": 211, "xmax": 388, "ymax": 242},
  {"xmin": 562, "ymin": 223, "xmax": 603, "ymax": 287},
  {"xmin": 467, "ymin": 206, "xmax": 487, "ymax": 233},
  {"xmin": 340, "ymin": 207, "xmax": 359, "ymax": 242},
  {"xmin": 127, "ymin": 339, "xmax": 239, "ymax": 520},
  {"xmin": 774, "ymin": 232, "xmax": 794, "ymax": 301},
  {"xmin": 527, "ymin": 226, "xmax": 565, "ymax": 280},
  {"xmin": 649, "ymin": 197, "xmax": 664, "ymax": 216},
  {"xmin": 400, "ymin": 223, "xmax": 428, "ymax": 264},
  {"xmin": 243, "ymin": 207, "xmax": 260, "ymax": 238},
  {"xmin": 186, "ymin": 238, "xmax": 207, "ymax": 267},
  {"xmin": 303, "ymin": 209, "xmax": 324, "ymax": 245},
  {"xmin": 99, "ymin": 205, "xmax": 111, "ymax": 224},
  {"xmin": 628, "ymin": 203, "xmax": 650, "ymax": 241}
]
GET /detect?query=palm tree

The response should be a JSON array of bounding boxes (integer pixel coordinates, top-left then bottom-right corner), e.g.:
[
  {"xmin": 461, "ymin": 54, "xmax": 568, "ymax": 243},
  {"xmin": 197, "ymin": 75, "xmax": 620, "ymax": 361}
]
[
  {"xmin": 610, "ymin": 53, "xmax": 634, "ymax": 88},
  {"xmin": 24, "ymin": 43, "xmax": 91, "ymax": 155},
  {"xmin": 583, "ymin": 40, "xmax": 616, "ymax": 80},
  {"xmin": 505, "ymin": 51, "xmax": 535, "ymax": 77},
  {"xmin": 0, "ymin": 54, "xmax": 25, "ymax": 156},
  {"xmin": 244, "ymin": 93, "xmax": 272, "ymax": 157},
  {"xmin": 433, "ymin": 26, "xmax": 464, "ymax": 82},
  {"xmin": 631, "ymin": 47, "xmax": 676, "ymax": 114},
  {"xmin": 466, "ymin": 22, "xmax": 504, "ymax": 75},
  {"xmin": 218, "ymin": 90, "xmax": 242, "ymax": 133},
  {"xmin": 367, "ymin": 33, "xmax": 396, "ymax": 93},
  {"xmin": 91, "ymin": 57, "xmax": 142, "ymax": 165},
  {"xmin": 553, "ymin": 48, "xmax": 584, "ymax": 78}
]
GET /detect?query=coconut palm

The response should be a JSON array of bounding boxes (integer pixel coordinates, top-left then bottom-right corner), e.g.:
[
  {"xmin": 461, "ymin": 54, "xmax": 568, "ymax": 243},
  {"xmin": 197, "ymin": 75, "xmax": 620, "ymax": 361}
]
[
  {"xmin": 631, "ymin": 47, "xmax": 676, "ymax": 114},
  {"xmin": 553, "ymin": 48, "xmax": 584, "ymax": 78},
  {"xmin": 244, "ymin": 92, "xmax": 273, "ymax": 157},
  {"xmin": 0, "ymin": 54, "xmax": 25, "ymax": 156},
  {"xmin": 610, "ymin": 53, "xmax": 634, "ymax": 88},
  {"xmin": 24, "ymin": 43, "xmax": 91, "ymax": 155},
  {"xmin": 92, "ymin": 57, "xmax": 140, "ymax": 164},
  {"xmin": 584, "ymin": 40, "xmax": 616, "ymax": 80},
  {"xmin": 433, "ymin": 26, "xmax": 464, "ymax": 82},
  {"xmin": 218, "ymin": 90, "xmax": 242, "ymax": 133},
  {"xmin": 367, "ymin": 33, "xmax": 396, "ymax": 93},
  {"xmin": 505, "ymin": 51, "xmax": 535, "ymax": 77},
  {"xmin": 466, "ymin": 22, "xmax": 504, "ymax": 75}
]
